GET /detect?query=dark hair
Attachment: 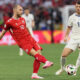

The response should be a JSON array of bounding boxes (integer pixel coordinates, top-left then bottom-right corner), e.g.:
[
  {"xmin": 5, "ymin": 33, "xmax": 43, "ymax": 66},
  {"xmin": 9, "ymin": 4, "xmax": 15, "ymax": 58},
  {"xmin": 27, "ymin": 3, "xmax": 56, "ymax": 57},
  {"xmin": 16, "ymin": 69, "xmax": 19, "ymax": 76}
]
[
  {"xmin": 76, "ymin": 0, "xmax": 80, "ymax": 4},
  {"xmin": 24, "ymin": 7, "xmax": 29, "ymax": 10}
]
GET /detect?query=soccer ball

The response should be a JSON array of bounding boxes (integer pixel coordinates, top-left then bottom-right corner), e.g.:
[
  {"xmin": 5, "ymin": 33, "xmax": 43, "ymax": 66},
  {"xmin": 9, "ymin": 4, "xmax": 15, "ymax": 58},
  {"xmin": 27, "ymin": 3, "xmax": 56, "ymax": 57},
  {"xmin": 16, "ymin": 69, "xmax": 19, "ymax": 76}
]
[{"xmin": 65, "ymin": 64, "xmax": 76, "ymax": 75}]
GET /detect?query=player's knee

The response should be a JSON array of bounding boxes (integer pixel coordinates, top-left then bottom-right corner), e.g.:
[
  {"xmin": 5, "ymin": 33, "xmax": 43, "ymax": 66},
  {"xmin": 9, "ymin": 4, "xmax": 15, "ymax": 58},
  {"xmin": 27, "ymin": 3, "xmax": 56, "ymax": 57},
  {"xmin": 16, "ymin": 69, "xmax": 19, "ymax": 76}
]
[
  {"xmin": 62, "ymin": 54, "xmax": 67, "ymax": 57},
  {"xmin": 62, "ymin": 52, "xmax": 68, "ymax": 57},
  {"xmin": 62, "ymin": 52, "xmax": 70, "ymax": 57},
  {"xmin": 37, "ymin": 50, "xmax": 42, "ymax": 55}
]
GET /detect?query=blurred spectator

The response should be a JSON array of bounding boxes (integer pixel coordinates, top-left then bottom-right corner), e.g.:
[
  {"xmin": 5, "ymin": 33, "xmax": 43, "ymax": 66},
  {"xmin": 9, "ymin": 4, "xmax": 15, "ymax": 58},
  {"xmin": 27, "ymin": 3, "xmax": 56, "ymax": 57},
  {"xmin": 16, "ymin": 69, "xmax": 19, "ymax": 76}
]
[
  {"xmin": 0, "ymin": 9, "xmax": 4, "ymax": 31},
  {"xmin": 0, "ymin": 0, "xmax": 75, "ymax": 31},
  {"xmin": 53, "ymin": 8, "xmax": 62, "ymax": 24},
  {"xmin": 43, "ymin": 0, "xmax": 53, "ymax": 8},
  {"xmin": 16, "ymin": 0, "xmax": 28, "ymax": 7},
  {"xmin": 34, "ymin": 7, "xmax": 45, "ymax": 30},
  {"xmin": 39, "ymin": 20, "xmax": 47, "ymax": 30},
  {"xmin": 63, "ymin": 0, "xmax": 76, "ymax": 5},
  {"xmin": 46, "ymin": 16, "xmax": 54, "ymax": 43},
  {"xmin": 52, "ymin": 0, "xmax": 63, "ymax": 7}
]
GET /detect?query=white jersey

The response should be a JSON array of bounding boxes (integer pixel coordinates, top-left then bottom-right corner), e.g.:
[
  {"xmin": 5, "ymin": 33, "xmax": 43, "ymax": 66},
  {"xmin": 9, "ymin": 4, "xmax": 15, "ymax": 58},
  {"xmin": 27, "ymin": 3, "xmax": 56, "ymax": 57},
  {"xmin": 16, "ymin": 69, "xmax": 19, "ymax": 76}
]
[
  {"xmin": 68, "ymin": 13, "xmax": 80, "ymax": 39},
  {"xmin": 22, "ymin": 13, "xmax": 34, "ymax": 37}
]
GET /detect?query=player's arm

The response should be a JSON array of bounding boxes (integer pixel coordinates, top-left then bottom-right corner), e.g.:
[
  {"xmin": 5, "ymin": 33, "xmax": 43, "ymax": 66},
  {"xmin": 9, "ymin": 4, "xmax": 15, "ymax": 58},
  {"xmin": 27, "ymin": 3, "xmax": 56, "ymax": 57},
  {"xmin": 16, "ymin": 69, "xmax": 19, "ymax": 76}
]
[
  {"xmin": 31, "ymin": 14, "xmax": 35, "ymax": 28},
  {"xmin": 0, "ymin": 29, "xmax": 6, "ymax": 40},
  {"xmin": 0, "ymin": 19, "xmax": 11, "ymax": 40},
  {"xmin": 32, "ymin": 20, "xmax": 35, "ymax": 28},
  {"xmin": 64, "ymin": 16, "xmax": 73, "ymax": 42},
  {"xmin": 64, "ymin": 26, "xmax": 72, "ymax": 42}
]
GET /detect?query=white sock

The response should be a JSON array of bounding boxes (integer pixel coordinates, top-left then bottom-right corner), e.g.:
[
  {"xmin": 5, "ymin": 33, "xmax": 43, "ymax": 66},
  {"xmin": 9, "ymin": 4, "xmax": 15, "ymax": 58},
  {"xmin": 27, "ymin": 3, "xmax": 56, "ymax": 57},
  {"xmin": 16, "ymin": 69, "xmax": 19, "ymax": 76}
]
[
  {"xmin": 61, "ymin": 57, "xmax": 66, "ymax": 70},
  {"xmin": 32, "ymin": 73, "xmax": 37, "ymax": 76},
  {"xmin": 20, "ymin": 48, "xmax": 23, "ymax": 54},
  {"xmin": 76, "ymin": 52, "xmax": 80, "ymax": 70}
]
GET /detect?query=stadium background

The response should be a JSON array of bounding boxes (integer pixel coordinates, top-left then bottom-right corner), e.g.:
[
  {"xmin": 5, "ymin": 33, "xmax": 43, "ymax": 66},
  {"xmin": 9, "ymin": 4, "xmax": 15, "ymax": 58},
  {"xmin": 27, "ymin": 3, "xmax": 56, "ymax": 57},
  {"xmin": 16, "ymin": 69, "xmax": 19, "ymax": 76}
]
[
  {"xmin": 0, "ymin": 0, "xmax": 80, "ymax": 80},
  {"xmin": 0, "ymin": 0, "xmax": 76, "ymax": 44}
]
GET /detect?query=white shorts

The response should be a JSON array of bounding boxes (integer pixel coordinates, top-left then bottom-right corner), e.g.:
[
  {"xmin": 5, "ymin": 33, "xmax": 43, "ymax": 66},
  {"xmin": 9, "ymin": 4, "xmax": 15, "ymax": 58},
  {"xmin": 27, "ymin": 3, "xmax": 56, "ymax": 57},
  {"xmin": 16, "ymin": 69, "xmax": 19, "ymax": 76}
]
[{"xmin": 65, "ymin": 38, "xmax": 80, "ymax": 51}]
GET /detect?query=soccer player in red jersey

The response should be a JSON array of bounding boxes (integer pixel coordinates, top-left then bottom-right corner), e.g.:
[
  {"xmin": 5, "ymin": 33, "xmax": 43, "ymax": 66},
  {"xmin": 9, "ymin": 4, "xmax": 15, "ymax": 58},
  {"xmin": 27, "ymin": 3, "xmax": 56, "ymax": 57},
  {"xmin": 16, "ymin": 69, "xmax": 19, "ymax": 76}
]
[{"xmin": 0, "ymin": 5, "xmax": 53, "ymax": 79}]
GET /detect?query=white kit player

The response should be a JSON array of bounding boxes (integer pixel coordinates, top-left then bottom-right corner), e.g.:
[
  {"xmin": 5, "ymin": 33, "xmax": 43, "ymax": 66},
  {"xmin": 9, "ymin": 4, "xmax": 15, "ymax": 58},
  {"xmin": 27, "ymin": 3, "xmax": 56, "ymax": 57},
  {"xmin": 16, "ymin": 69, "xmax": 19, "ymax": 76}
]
[
  {"xmin": 19, "ymin": 7, "xmax": 35, "ymax": 56},
  {"xmin": 56, "ymin": 0, "xmax": 80, "ymax": 75}
]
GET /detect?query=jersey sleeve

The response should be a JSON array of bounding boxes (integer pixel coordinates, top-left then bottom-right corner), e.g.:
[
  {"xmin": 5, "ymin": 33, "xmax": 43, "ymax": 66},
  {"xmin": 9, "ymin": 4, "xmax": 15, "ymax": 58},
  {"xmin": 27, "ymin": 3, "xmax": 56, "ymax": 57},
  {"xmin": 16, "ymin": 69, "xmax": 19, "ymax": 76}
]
[
  {"xmin": 3, "ymin": 20, "xmax": 11, "ymax": 31},
  {"xmin": 67, "ymin": 16, "xmax": 73, "ymax": 27}
]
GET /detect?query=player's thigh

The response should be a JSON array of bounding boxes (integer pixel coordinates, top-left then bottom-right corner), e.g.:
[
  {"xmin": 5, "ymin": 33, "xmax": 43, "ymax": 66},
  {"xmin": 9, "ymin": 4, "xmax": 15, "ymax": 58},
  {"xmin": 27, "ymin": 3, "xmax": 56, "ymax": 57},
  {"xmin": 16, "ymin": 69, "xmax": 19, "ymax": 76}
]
[
  {"xmin": 62, "ymin": 48, "xmax": 73, "ymax": 57},
  {"xmin": 65, "ymin": 39, "xmax": 78, "ymax": 51},
  {"xmin": 30, "ymin": 48, "xmax": 38, "ymax": 56},
  {"xmin": 37, "ymin": 50, "xmax": 42, "ymax": 55},
  {"xmin": 62, "ymin": 39, "xmax": 78, "ymax": 57},
  {"xmin": 33, "ymin": 42, "xmax": 42, "ymax": 54}
]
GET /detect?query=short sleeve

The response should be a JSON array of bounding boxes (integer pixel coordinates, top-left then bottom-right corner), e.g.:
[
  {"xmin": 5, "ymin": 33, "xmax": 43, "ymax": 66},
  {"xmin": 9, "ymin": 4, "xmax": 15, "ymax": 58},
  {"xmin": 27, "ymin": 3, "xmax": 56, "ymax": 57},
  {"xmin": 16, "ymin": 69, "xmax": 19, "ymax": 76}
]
[
  {"xmin": 67, "ymin": 16, "xmax": 73, "ymax": 27},
  {"xmin": 3, "ymin": 20, "xmax": 10, "ymax": 31}
]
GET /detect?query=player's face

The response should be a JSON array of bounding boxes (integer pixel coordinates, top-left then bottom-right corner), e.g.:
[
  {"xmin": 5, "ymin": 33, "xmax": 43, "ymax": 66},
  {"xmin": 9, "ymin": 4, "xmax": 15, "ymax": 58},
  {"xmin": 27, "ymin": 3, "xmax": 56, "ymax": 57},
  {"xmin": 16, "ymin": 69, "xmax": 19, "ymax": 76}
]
[
  {"xmin": 76, "ymin": 3, "xmax": 80, "ymax": 14},
  {"xmin": 16, "ymin": 6, "xmax": 23, "ymax": 17},
  {"xmin": 25, "ymin": 9, "xmax": 30, "ymax": 15}
]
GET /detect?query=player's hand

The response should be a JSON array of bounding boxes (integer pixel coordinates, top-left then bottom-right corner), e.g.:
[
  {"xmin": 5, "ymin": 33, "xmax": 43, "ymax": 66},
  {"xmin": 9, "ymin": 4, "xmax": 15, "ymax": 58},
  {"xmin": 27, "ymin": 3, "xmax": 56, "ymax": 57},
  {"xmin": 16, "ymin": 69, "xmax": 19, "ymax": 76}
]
[{"xmin": 64, "ymin": 36, "xmax": 68, "ymax": 42}]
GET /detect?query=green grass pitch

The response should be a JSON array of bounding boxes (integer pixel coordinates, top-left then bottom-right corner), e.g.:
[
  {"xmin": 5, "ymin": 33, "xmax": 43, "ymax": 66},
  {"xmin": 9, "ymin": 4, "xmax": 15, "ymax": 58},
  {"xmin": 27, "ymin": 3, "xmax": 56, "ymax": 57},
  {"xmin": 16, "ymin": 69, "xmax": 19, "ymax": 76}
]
[{"xmin": 0, "ymin": 44, "xmax": 80, "ymax": 80}]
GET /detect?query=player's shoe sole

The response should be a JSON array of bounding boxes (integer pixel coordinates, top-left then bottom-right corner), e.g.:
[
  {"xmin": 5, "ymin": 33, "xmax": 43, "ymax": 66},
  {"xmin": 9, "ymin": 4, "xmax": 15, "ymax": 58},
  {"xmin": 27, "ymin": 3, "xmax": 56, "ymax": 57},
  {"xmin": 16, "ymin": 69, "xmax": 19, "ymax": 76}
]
[
  {"xmin": 43, "ymin": 61, "xmax": 53, "ymax": 69},
  {"xmin": 31, "ymin": 76, "xmax": 44, "ymax": 79}
]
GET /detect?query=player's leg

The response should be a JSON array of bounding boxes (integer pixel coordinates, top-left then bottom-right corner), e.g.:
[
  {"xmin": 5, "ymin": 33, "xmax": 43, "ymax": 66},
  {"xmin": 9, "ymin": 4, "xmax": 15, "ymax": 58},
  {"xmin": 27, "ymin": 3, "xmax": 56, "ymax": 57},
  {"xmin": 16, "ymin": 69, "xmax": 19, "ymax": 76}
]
[
  {"xmin": 30, "ymin": 48, "xmax": 53, "ymax": 67},
  {"xmin": 56, "ymin": 48, "xmax": 73, "ymax": 75},
  {"xmin": 32, "ymin": 59, "xmax": 44, "ymax": 79},
  {"xmin": 32, "ymin": 50, "xmax": 41, "ymax": 74},
  {"xmin": 30, "ymin": 48, "xmax": 53, "ymax": 79},
  {"xmin": 29, "ymin": 29, "xmax": 42, "ymax": 78},
  {"xmin": 37, "ymin": 49, "xmax": 42, "ymax": 55},
  {"xmin": 23, "ymin": 40, "xmax": 53, "ymax": 79},
  {"xmin": 76, "ymin": 47, "xmax": 80, "ymax": 72},
  {"xmin": 56, "ymin": 39, "xmax": 77, "ymax": 75},
  {"xmin": 61, "ymin": 48, "xmax": 73, "ymax": 69},
  {"xmin": 19, "ymin": 48, "xmax": 23, "ymax": 56},
  {"xmin": 32, "ymin": 50, "xmax": 41, "ymax": 73},
  {"xmin": 32, "ymin": 49, "xmax": 43, "ymax": 79}
]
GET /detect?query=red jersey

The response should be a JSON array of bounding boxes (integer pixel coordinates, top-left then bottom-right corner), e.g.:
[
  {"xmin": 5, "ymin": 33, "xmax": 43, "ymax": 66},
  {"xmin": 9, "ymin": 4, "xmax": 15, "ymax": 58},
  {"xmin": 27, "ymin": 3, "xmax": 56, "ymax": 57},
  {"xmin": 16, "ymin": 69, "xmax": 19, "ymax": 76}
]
[
  {"xmin": 4, "ymin": 17, "xmax": 42, "ymax": 54},
  {"xmin": 4, "ymin": 17, "xmax": 34, "ymax": 46}
]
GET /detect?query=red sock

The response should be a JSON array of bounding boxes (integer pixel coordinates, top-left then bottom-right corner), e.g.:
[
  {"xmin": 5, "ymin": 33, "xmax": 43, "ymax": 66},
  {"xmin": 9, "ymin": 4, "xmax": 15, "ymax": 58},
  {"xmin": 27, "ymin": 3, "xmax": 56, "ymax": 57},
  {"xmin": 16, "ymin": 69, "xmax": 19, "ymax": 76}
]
[
  {"xmin": 34, "ymin": 53, "xmax": 47, "ymax": 63},
  {"xmin": 33, "ymin": 59, "xmax": 40, "ymax": 73}
]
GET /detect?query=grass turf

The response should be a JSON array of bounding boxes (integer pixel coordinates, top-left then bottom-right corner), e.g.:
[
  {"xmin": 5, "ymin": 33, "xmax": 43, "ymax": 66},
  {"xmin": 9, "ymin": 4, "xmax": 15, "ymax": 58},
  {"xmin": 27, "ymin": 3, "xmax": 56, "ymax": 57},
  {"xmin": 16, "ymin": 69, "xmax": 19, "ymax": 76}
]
[{"xmin": 0, "ymin": 44, "xmax": 80, "ymax": 80}]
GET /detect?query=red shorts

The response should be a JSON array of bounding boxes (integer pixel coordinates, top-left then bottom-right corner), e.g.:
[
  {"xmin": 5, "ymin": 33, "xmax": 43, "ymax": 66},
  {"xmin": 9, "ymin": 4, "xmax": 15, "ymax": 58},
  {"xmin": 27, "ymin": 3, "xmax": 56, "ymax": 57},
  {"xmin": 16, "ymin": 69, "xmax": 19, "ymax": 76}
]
[{"xmin": 18, "ymin": 37, "xmax": 42, "ymax": 54}]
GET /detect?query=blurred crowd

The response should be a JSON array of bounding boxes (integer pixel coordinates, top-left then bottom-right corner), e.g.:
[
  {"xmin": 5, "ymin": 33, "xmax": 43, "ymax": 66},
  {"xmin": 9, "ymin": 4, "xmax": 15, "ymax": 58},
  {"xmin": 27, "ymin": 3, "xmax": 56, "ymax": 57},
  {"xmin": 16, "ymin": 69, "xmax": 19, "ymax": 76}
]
[{"xmin": 0, "ymin": 0, "xmax": 76, "ymax": 31}]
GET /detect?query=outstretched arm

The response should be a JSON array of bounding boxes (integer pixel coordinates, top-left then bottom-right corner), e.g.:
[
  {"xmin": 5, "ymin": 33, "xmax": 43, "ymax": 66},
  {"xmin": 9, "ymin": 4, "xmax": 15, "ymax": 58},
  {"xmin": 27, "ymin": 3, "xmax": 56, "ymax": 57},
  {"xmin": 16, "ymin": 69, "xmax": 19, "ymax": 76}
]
[{"xmin": 0, "ymin": 29, "xmax": 6, "ymax": 40}]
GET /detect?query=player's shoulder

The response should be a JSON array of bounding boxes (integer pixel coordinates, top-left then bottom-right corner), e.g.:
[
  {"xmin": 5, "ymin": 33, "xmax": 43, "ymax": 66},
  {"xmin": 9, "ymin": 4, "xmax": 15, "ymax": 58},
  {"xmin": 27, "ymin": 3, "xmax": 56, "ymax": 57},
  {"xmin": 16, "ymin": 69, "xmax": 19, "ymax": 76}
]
[
  {"xmin": 7, "ymin": 18, "xmax": 13, "ymax": 22},
  {"xmin": 69, "ymin": 13, "xmax": 76, "ymax": 19},
  {"xmin": 6, "ymin": 18, "xmax": 13, "ymax": 24},
  {"xmin": 29, "ymin": 13, "xmax": 34, "ymax": 17}
]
